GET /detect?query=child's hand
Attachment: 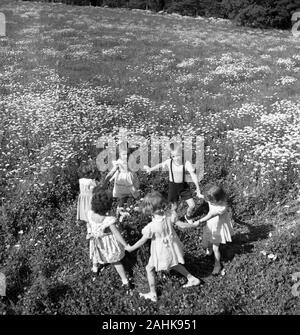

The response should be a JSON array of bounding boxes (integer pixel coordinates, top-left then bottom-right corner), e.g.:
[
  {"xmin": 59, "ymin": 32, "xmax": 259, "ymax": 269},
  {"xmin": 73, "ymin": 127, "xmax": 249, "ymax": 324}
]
[
  {"xmin": 125, "ymin": 244, "xmax": 133, "ymax": 252},
  {"xmin": 196, "ymin": 190, "xmax": 204, "ymax": 199},
  {"xmin": 191, "ymin": 220, "xmax": 200, "ymax": 227},
  {"xmin": 143, "ymin": 165, "xmax": 151, "ymax": 174},
  {"xmin": 197, "ymin": 218, "xmax": 206, "ymax": 224}
]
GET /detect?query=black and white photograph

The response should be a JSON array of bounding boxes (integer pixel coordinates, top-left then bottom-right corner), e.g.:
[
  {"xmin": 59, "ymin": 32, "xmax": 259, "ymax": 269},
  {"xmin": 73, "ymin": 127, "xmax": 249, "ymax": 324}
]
[{"xmin": 0, "ymin": 0, "xmax": 299, "ymax": 319}]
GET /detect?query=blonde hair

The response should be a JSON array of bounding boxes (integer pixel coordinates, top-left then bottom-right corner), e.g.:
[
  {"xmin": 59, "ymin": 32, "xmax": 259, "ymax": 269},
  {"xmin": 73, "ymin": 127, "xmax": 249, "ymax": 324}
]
[
  {"xmin": 140, "ymin": 191, "xmax": 168, "ymax": 216},
  {"xmin": 169, "ymin": 142, "xmax": 182, "ymax": 154}
]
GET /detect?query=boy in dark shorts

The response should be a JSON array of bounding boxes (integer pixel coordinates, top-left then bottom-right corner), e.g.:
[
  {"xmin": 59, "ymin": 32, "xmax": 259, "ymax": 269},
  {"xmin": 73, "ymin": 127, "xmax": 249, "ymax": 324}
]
[{"xmin": 144, "ymin": 143, "xmax": 204, "ymax": 223}]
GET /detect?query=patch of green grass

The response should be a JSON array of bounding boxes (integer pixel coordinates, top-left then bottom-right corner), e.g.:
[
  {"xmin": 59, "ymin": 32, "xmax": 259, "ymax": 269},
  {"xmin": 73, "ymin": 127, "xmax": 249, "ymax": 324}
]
[{"xmin": 0, "ymin": 1, "xmax": 299, "ymax": 315}]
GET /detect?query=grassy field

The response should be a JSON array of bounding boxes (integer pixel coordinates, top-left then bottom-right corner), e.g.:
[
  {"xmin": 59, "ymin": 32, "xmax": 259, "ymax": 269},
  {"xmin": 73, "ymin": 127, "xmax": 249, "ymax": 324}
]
[{"xmin": 0, "ymin": 1, "xmax": 299, "ymax": 314}]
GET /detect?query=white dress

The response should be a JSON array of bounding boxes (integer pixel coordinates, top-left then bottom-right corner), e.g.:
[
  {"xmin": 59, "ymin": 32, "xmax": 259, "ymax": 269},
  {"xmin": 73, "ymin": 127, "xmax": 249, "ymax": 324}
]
[
  {"xmin": 142, "ymin": 211, "xmax": 185, "ymax": 271},
  {"xmin": 76, "ymin": 178, "xmax": 97, "ymax": 222},
  {"xmin": 110, "ymin": 159, "xmax": 139, "ymax": 198},
  {"xmin": 203, "ymin": 202, "xmax": 233, "ymax": 245},
  {"xmin": 87, "ymin": 211, "xmax": 125, "ymax": 264}
]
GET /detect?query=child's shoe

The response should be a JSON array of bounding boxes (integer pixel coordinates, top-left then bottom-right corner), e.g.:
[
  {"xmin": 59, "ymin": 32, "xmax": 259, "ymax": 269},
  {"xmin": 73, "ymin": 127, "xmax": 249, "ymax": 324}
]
[
  {"xmin": 122, "ymin": 280, "xmax": 134, "ymax": 294},
  {"xmin": 91, "ymin": 264, "xmax": 98, "ymax": 273},
  {"xmin": 139, "ymin": 292, "xmax": 157, "ymax": 302},
  {"xmin": 205, "ymin": 248, "xmax": 213, "ymax": 256},
  {"xmin": 183, "ymin": 276, "xmax": 201, "ymax": 288}
]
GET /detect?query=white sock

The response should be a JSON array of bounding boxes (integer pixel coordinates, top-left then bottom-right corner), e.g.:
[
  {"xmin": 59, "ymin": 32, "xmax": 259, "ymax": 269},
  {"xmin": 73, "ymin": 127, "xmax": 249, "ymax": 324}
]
[
  {"xmin": 187, "ymin": 274, "xmax": 196, "ymax": 281},
  {"xmin": 122, "ymin": 279, "xmax": 129, "ymax": 285}
]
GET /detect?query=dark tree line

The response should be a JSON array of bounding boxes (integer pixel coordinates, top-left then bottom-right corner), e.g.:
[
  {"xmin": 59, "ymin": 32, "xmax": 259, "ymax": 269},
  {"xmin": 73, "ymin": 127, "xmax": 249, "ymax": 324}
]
[{"xmin": 22, "ymin": 0, "xmax": 300, "ymax": 29}]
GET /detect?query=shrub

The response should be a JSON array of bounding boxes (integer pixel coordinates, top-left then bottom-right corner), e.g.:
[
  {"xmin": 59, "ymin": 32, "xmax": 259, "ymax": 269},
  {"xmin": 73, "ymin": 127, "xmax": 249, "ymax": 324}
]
[
  {"xmin": 20, "ymin": 0, "xmax": 300, "ymax": 29},
  {"xmin": 220, "ymin": 0, "xmax": 300, "ymax": 29},
  {"xmin": 165, "ymin": 0, "xmax": 199, "ymax": 16},
  {"xmin": 128, "ymin": 0, "xmax": 147, "ymax": 9},
  {"xmin": 220, "ymin": 0, "xmax": 254, "ymax": 19}
]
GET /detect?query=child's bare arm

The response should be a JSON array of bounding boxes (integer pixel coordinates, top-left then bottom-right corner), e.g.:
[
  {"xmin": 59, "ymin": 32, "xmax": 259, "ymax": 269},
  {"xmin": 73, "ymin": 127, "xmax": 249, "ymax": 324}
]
[
  {"xmin": 125, "ymin": 236, "xmax": 149, "ymax": 252},
  {"xmin": 185, "ymin": 162, "xmax": 203, "ymax": 198},
  {"xmin": 144, "ymin": 160, "xmax": 167, "ymax": 173},
  {"xmin": 197, "ymin": 206, "xmax": 227, "ymax": 223},
  {"xmin": 175, "ymin": 220, "xmax": 198, "ymax": 229},
  {"xmin": 191, "ymin": 172, "xmax": 202, "ymax": 194},
  {"xmin": 197, "ymin": 212, "xmax": 214, "ymax": 223}
]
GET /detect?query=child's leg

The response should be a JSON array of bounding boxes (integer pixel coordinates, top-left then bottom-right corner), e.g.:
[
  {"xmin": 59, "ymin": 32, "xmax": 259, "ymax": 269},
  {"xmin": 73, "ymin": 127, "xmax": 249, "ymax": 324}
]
[
  {"xmin": 146, "ymin": 264, "xmax": 156, "ymax": 296},
  {"xmin": 117, "ymin": 198, "xmax": 131, "ymax": 222},
  {"xmin": 206, "ymin": 244, "xmax": 213, "ymax": 256},
  {"xmin": 117, "ymin": 198, "xmax": 127, "ymax": 216},
  {"xmin": 185, "ymin": 198, "xmax": 195, "ymax": 219},
  {"xmin": 92, "ymin": 262, "xmax": 98, "ymax": 273},
  {"xmin": 130, "ymin": 185, "xmax": 139, "ymax": 198},
  {"xmin": 139, "ymin": 264, "xmax": 157, "ymax": 302},
  {"xmin": 212, "ymin": 244, "xmax": 222, "ymax": 275},
  {"xmin": 112, "ymin": 261, "xmax": 129, "ymax": 285},
  {"xmin": 172, "ymin": 264, "xmax": 201, "ymax": 287}
]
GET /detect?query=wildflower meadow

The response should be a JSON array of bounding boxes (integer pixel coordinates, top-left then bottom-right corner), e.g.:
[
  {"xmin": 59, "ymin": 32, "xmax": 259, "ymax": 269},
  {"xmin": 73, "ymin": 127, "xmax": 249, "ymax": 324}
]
[{"xmin": 0, "ymin": 1, "xmax": 299, "ymax": 315}]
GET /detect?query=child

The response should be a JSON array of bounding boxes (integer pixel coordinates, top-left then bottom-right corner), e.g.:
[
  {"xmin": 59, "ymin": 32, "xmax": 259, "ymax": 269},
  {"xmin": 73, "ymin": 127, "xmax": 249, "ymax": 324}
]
[
  {"xmin": 125, "ymin": 191, "xmax": 201, "ymax": 302},
  {"xmin": 144, "ymin": 142, "xmax": 203, "ymax": 224},
  {"xmin": 86, "ymin": 187, "xmax": 130, "ymax": 287},
  {"xmin": 77, "ymin": 162, "xmax": 99, "ymax": 225},
  {"xmin": 193, "ymin": 186, "xmax": 233, "ymax": 275},
  {"xmin": 106, "ymin": 141, "xmax": 139, "ymax": 220}
]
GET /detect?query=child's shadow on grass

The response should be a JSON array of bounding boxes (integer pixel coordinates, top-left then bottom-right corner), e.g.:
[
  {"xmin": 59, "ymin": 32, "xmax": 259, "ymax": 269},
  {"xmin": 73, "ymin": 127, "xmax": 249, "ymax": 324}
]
[
  {"xmin": 179, "ymin": 219, "xmax": 275, "ymax": 278},
  {"xmin": 47, "ymin": 283, "xmax": 73, "ymax": 305},
  {"xmin": 221, "ymin": 216, "xmax": 275, "ymax": 262},
  {"xmin": 123, "ymin": 252, "xmax": 137, "ymax": 280},
  {"xmin": 182, "ymin": 253, "xmax": 216, "ymax": 279},
  {"xmin": 191, "ymin": 200, "xmax": 275, "ymax": 264}
]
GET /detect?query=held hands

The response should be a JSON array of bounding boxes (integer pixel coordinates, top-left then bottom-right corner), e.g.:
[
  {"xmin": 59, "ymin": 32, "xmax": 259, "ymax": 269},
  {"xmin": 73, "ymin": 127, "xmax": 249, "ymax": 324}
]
[
  {"xmin": 191, "ymin": 220, "xmax": 200, "ymax": 227},
  {"xmin": 193, "ymin": 218, "xmax": 206, "ymax": 226},
  {"xmin": 125, "ymin": 244, "xmax": 134, "ymax": 252},
  {"xmin": 196, "ymin": 190, "xmax": 204, "ymax": 199},
  {"xmin": 143, "ymin": 165, "xmax": 151, "ymax": 174}
]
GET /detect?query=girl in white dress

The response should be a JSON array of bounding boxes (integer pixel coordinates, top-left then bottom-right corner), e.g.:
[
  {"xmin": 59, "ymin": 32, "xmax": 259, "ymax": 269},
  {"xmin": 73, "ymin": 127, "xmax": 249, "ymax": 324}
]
[
  {"xmin": 126, "ymin": 191, "xmax": 201, "ymax": 302},
  {"xmin": 77, "ymin": 178, "xmax": 97, "ymax": 223},
  {"xmin": 193, "ymin": 186, "xmax": 233, "ymax": 275},
  {"xmin": 76, "ymin": 162, "xmax": 99, "ymax": 241},
  {"xmin": 86, "ymin": 188, "xmax": 130, "ymax": 287},
  {"xmin": 106, "ymin": 141, "xmax": 139, "ymax": 218}
]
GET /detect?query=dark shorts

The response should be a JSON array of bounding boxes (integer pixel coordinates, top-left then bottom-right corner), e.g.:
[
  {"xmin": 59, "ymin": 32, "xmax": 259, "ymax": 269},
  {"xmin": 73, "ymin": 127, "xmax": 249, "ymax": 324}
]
[{"xmin": 168, "ymin": 181, "xmax": 193, "ymax": 203}]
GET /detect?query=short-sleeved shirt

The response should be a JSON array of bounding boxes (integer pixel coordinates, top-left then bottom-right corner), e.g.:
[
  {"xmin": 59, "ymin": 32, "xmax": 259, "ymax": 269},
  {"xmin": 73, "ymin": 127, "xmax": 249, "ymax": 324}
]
[{"xmin": 162, "ymin": 159, "xmax": 195, "ymax": 183}]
